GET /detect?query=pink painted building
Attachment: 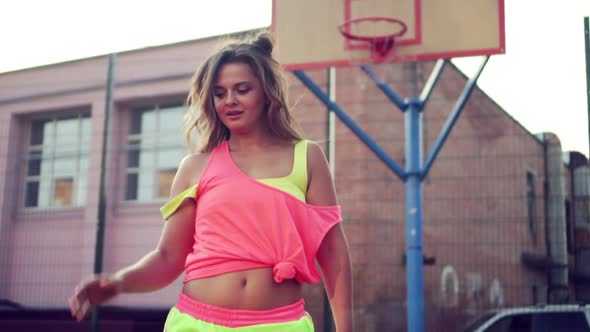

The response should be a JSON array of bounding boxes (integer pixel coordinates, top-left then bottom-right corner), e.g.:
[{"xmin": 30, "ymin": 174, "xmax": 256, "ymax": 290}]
[{"xmin": 0, "ymin": 33, "xmax": 587, "ymax": 331}]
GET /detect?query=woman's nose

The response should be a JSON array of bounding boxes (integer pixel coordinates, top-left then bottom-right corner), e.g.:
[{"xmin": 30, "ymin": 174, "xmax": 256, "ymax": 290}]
[{"xmin": 225, "ymin": 91, "xmax": 238, "ymax": 105}]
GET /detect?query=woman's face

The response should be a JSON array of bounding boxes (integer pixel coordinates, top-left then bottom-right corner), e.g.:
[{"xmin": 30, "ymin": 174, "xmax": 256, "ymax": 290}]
[{"xmin": 213, "ymin": 62, "xmax": 266, "ymax": 134}]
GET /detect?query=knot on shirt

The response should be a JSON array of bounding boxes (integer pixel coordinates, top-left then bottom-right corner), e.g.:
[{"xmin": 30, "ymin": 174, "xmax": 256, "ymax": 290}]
[{"xmin": 273, "ymin": 261, "xmax": 296, "ymax": 283}]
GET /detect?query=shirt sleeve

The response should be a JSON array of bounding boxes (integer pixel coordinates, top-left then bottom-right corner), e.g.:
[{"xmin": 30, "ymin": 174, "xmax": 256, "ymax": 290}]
[
  {"xmin": 303, "ymin": 204, "xmax": 342, "ymax": 260},
  {"xmin": 160, "ymin": 184, "xmax": 198, "ymax": 220}
]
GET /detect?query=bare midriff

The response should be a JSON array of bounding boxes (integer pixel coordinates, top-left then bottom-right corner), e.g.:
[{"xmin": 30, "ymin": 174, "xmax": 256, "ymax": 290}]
[{"xmin": 182, "ymin": 267, "xmax": 303, "ymax": 310}]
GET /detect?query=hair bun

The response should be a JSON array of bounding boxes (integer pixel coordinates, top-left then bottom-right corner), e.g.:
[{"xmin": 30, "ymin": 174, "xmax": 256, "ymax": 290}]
[{"xmin": 252, "ymin": 33, "xmax": 274, "ymax": 57}]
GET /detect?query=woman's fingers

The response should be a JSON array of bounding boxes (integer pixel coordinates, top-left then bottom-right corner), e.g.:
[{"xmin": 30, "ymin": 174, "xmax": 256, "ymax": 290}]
[
  {"xmin": 68, "ymin": 275, "xmax": 119, "ymax": 322},
  {"xmin": 68, "ymin": 281, "xmax": 94, "ymax": 321},
  {"xmin": 77, "ymin": 297, "xmax": 92, "ymax": 321},
  {"xmin": 67, "ymin": 296, "xmax": 77, "ymax": 317},
  {"xmin": 68, "ymin": 295, "xmax": 87, "ymax": 321}
]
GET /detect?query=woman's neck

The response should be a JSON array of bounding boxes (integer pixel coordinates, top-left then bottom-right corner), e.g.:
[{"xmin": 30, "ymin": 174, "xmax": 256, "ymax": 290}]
[{"xmin": 227, "ymin": 129, "xmax": 278, "ymax": 152}]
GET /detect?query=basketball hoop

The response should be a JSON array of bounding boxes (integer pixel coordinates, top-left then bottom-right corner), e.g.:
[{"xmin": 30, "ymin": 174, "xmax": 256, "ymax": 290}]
[{"xmin": 338, "ymin": 17, "xmax": 408, "ymax": 62}]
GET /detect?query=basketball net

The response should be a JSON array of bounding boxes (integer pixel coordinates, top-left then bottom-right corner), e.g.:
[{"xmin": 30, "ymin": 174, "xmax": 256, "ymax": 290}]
[{"xmin": 339, "ymin": 17, "xmax": 407, "ymax": 65}]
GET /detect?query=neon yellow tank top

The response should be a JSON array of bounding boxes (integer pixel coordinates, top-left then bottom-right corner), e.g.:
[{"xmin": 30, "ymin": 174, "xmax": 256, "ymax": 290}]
[
  {"xmin": 160, "ymin": 140, "xmax": 309, "ymax": 219},
  {"xmin": 257, "ymin": 140, "xmax": 308, "ymax": 201}
]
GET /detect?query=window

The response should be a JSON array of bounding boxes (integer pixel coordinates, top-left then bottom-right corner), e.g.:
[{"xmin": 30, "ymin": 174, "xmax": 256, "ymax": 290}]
[
  {"xmin": 157, "ymin": 168, "xmax": 176, "ymax": 198},
  {"xmin": 532, "ymin": 312, "xmax": 590, "ymax": 332},
  {"xmin": 526, "ymin": 171, "xmax": 537, "ymax": 244},
  {"xmin": 486, "ymin": 314, "xmax": 532, "ymax": 332},
  {"xmin": 24, "ymin": 114, "xmax": 90, "ymax": 208},
  {"xmin": 53, "ymin": 177, "xmax": 74, "ymax": 206},
  {"xmin": 125, "ymin": 103, "xmax": 185, "ymax": 202}
]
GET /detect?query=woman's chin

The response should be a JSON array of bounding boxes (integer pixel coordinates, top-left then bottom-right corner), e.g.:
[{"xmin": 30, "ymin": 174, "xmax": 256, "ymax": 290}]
[
  {"xmin": 227, "ymin": 125, "xmax": 252, "ymax": 135},
  {"xmin": 226, "ymin": 122, "xmax": 264, "ymax": 135}
]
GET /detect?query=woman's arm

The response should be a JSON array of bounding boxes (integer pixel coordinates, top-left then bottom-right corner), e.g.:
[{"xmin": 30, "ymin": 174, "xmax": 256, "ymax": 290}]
[
  {"xmin": 68, "ymin": 153, "xmax": 207, "ymax": 321},
  {"xmin": 306, "ymin": 142, "xmax": 354, "ymax": 332}
]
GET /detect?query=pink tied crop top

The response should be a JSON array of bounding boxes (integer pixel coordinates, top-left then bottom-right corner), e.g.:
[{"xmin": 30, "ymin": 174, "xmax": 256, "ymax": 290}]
[{"xmin": 165, "ymin": 141, "xmax": 342, "ymax": 285}]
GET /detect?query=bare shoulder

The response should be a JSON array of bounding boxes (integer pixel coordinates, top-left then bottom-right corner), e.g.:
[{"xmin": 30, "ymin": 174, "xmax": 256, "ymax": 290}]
[
  {"xmin": 170, "ymin": 152, "xmax": 211, "ymax": 197},
  {"xmin": 306, "ymin": 141, "xmax": 338, "ymax": 206},
  {"xmin": 306, "ymin": 140, "xmax": 327, "ymax": 164},
  {"xmin": 306, "ymin": 141, "xmax": 331, "ymax": 176},
  {"xmin": 179, "ymin": 152, "xmax": 210, "ymax": 174}
]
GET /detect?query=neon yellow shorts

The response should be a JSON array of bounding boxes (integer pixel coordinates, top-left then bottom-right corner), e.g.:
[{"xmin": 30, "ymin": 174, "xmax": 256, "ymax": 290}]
[{"xmin": 164, "ymin": 293, "xmax": 314, "ymax": 331}]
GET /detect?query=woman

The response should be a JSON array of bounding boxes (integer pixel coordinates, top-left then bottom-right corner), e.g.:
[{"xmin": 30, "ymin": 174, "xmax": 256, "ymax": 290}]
[{"xmin": 68, "ymin": 32, "xmax": 353, "ymax": 332}]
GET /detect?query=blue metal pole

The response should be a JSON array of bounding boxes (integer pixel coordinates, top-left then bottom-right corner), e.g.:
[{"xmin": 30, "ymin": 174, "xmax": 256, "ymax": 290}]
[
  {"xmin": 419, "ymin": 60, "xmax": 447, "ymax": 104},
  {"xmin": 356, "ymin": 65, "xmax": 427, "ymax": 332},
  {"xmin": 405, "ymin": 98, "xmax": 424, "ymax": 332},
  {"xmin": 292, "ymin": 70, "xmax": 407, "ymax": 180},
  {"xmin": 295, "ymin": 59, "xmax": 486, "ymax": 332},
  {"xmin": 360, "ymin": 65, "xmax": 408, "ymax": 111},
  {"xmin": 422, "ymin": 56, "xmax": 489, "ymax": 179}
]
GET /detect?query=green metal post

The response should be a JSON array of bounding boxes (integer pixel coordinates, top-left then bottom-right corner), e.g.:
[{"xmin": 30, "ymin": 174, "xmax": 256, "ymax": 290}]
[
  {"xmin": 584, "ymin": 17, "xmax": 590, "ymax": 158},
  {"xmin": 91, "ymin": 53, "xmax": 116, "ymax": 332}
]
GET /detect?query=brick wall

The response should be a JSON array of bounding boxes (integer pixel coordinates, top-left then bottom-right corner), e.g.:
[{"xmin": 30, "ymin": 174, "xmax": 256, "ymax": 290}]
[
  {"xmin": 289, "ymin": 61, "xmax": 548, "ymax": 331},
  {"xmin": 0, "ymin": 35, "xmax": 556, "ymax": 331}
]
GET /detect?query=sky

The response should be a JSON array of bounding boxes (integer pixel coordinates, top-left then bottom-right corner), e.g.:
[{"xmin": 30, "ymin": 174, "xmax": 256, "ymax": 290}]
[
  {"xmin": 1, "ymin": 0, "xmax": 589, "ymax": 156},
  {"xmin": 453, "ymin": 0, "xmax": 590, "ymax": 157}
]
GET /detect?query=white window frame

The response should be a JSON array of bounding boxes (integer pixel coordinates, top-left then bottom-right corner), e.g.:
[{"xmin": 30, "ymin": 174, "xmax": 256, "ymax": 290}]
[
  {"xmin": 22, "ymin": 113, "xmax": 91, "ymax": 210},
  {"xmin": 124, "ymin": 103, "xmax": 185, "ymax": 203}
]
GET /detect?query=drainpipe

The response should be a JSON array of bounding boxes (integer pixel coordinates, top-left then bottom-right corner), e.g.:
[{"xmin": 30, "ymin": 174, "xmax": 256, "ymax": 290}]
[
  {"xmin": 544, "ymin": 133, "xmax": 570, "ymax": 303},
  {"xmin": 573, "ymin": 163, "xmax": 590, "ymax": 301}
]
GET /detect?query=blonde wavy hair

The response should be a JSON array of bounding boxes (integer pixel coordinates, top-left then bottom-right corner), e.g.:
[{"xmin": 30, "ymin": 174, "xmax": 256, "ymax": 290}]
[{"xmin": 184, "ymin": 32, "xmax": 303, "ymax": 153}]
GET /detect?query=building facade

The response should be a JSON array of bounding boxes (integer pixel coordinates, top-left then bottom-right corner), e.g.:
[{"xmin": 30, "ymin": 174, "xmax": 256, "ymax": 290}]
[{"xmin": 0, "ymin": 33, "xmax": 587, "ymax": 331}]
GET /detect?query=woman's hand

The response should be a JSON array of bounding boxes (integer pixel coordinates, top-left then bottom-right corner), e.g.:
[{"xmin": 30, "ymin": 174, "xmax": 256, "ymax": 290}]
[{"xmin": 68, "ymin": 274, "xmax": 121, "ymax": 321}]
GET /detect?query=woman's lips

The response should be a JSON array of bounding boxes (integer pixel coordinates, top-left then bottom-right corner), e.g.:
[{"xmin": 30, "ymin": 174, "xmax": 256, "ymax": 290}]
[{"xmin": 226, "ymin": 110, "xmax": 243, "ymax": 120}]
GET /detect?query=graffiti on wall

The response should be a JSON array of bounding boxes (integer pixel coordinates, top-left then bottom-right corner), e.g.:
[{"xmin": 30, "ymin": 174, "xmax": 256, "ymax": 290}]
[{"xmin": 440, "ymin": 265, "xmax": 504, "ymax": 309}]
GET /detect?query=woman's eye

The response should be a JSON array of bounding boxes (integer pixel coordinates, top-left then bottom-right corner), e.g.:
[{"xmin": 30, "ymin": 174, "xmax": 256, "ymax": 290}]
[{"xmin": 237, "ymin": 88, "xmax": 250, "ymax": 94}]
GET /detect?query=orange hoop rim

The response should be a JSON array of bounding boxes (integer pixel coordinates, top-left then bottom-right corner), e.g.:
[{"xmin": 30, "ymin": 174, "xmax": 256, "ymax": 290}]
[{"xmin": 338, "ymin": 16, "xmax": 408, "ymax": 44}]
